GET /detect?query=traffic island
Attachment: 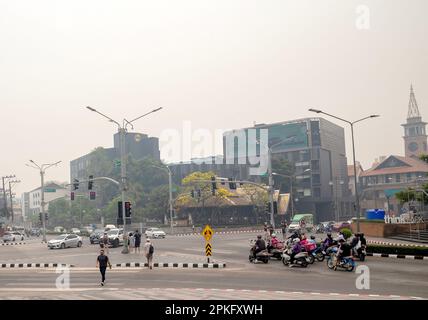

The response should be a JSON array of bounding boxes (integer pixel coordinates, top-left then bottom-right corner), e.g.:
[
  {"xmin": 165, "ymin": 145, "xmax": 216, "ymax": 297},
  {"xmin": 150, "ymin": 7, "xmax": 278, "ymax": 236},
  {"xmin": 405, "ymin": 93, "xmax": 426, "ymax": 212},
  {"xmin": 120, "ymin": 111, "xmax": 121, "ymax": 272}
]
[
  {"xmin": 113, "ymin": 262, "xmax": 226, "ymax": 268},
  {"xmin": 1, "ymin": 263, "xmax": 73, "ymax": 268},
  {"xmin": 1, "ymin": 242, "xmax": 27, "ymax": 246}
]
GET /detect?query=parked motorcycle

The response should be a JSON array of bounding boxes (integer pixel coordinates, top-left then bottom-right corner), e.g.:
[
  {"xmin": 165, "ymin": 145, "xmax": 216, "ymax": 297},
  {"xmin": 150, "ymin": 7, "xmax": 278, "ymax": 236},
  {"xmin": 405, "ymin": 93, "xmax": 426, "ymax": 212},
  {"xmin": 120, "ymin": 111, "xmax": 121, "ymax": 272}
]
[{"xmin": 282, "ymin": 248, "xmax": 309, "ymax": 268}]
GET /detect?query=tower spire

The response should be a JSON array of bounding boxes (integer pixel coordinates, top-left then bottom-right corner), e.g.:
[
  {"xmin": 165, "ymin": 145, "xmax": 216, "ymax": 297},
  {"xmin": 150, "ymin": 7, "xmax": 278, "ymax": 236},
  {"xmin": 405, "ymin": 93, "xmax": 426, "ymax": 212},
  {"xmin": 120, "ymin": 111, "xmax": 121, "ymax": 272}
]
[{"xmin": 407, "ymin": 84, "xmax": 420, "ymax": 119}]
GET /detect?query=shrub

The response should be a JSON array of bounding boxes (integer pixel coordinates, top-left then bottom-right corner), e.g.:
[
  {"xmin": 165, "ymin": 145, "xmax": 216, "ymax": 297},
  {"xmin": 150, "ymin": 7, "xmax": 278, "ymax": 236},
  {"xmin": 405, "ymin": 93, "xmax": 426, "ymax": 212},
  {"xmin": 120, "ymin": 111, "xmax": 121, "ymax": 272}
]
[{"xmin": 340, "ymin": 228, "xmax": 352, "ymax": 239}]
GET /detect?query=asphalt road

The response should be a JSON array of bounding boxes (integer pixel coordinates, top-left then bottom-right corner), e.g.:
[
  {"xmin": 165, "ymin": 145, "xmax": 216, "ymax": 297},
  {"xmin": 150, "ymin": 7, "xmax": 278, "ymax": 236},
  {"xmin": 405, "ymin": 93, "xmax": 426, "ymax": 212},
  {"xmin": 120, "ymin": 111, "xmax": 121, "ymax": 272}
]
[{"xmin": 1, "ymin": 232, "xmax": 427, "ymax": 299}]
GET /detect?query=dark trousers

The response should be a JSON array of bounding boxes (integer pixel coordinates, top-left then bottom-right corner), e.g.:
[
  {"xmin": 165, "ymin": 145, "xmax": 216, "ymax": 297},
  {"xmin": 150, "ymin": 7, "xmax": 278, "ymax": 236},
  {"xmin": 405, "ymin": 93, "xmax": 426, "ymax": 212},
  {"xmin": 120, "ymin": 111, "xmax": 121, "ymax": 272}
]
[{"xmin": 99, "ymin": 267, "xmax": 107, "ymax": 282}]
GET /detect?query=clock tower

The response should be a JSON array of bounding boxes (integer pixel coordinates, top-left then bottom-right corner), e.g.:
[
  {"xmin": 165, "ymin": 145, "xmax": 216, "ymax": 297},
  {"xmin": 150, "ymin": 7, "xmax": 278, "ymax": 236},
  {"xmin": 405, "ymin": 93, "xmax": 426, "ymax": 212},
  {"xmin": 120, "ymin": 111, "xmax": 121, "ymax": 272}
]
[{"xmin": 402, "ymin": 85, "xmax": 427, "ymax": 158}]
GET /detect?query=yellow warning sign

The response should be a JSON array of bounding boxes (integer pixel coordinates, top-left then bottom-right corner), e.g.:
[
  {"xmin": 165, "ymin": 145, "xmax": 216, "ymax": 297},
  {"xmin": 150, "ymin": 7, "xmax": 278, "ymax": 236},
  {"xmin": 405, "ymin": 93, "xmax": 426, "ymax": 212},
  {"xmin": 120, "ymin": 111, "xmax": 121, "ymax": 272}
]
[
  {"xmin": 205, "ymin": 242, "xmax": 212, "ymax": 256},
  {"xmin": 202, "ymin": 225, "xmax": 214, "ymax": 242}
]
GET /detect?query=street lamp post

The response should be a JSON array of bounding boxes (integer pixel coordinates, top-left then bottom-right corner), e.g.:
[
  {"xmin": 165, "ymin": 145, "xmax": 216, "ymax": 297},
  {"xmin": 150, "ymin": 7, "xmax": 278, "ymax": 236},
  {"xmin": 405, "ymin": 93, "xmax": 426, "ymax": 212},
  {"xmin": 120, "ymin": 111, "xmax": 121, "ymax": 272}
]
[
  {"xmin": 86, "ymin": 106, "xmax": 163, "ymax": 254},
  {"xmin": 25, "ymin": 161, "xmax": 61, "ymax": 243},
  {"xmin": 309, "ymin": 108, "xmax": 379, "ymax": 232}
]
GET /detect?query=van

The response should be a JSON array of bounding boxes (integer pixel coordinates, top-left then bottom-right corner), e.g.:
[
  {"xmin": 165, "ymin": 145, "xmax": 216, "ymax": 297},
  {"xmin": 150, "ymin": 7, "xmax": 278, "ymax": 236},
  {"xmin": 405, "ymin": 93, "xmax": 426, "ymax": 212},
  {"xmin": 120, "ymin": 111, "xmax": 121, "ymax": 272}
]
[{"xmin": 288, "ymin": 214, "xmax": 314, "ymax": 233}]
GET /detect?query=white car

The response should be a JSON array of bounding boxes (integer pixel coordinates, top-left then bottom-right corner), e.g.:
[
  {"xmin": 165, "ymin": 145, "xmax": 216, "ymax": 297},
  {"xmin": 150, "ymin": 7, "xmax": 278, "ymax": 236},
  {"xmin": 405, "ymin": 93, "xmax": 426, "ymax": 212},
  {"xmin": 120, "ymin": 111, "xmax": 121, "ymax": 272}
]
[
  {"xmin": 3, "ymin": 231, "xmax": 24, "ymax": 242},
  {"xmin": 107, "ymin": 228, "xmax": 124, "ymax": 247},
  {"xmin": 71, "ymin": 228, "xmax": 81, "ymax": 234},
  {"xmin": 48, "ymin": 234, "xmax": 82, "ymax": 249},
  {"xmin": 145, "ymin": 228, "xmax": 166, "ymax": 239}
]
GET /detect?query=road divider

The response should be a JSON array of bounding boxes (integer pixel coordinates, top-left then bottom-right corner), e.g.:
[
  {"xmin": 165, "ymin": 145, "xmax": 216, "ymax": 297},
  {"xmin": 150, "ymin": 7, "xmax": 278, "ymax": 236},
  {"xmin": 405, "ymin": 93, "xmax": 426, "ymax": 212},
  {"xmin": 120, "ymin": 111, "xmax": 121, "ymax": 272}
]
[
  {"xmin": 367, "ymin": 253, "xmax": 428, "ymax": 260},
  {"xmin": 113, "ymin": 262, "xmax": 226, "ymax": 269},
  {"xmin": 0, "ymin": 263, "xmax": 73, "ymax": 268},
  {"xmin": 1, "ymin": 242, "xmax": 27, "ymax": 246},
  {"xmin": 368, "ymin": 240, "xmax": 428, "ymax": 247},
  {"xmin": 172, "ymin": 229, "xmax": 282, "ymax": 237}
]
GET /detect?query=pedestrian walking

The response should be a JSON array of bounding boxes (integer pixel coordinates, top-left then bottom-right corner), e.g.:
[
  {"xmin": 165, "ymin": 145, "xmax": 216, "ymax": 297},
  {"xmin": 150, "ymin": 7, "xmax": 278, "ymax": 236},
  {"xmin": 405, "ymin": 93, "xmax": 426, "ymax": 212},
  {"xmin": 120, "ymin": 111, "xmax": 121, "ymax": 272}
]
[
  {"xmin": 96, "ymin": 249, "xmax": 112, "ymax": 286},
  {"xmin": 128, "ymin": 232, "xmax": 135, "ymax": 251},
  {"xmin": 133, "ymin": 230, "xmax": 141, "ymax": 254},
  {"xmin": 100, "ymin": 232, "xmax": 109, "ymax": 255},
  {"xmin": 144, "ymin": 239, "xmax": 154, "ymax": 270}
]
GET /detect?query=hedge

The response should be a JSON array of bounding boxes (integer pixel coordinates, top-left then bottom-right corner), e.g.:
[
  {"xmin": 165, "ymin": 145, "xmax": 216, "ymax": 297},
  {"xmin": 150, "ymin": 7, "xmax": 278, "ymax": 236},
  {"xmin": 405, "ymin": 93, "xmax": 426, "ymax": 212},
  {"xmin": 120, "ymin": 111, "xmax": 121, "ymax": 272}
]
[{"xmin": 367, "ymin": 244, "xmax": 428, "ymax": 256}]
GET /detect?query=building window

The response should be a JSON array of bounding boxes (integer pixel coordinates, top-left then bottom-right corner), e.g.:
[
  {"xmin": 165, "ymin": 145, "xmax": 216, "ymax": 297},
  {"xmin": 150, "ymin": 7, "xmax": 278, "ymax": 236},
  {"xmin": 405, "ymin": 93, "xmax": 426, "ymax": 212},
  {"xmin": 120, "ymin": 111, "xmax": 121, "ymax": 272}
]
[
  {"xmin": 406, "ymin": 173, "xmax": 412, "ymax": 181},
  {"xmin": 311, "ymin": 160, "xmax": 320, "ymax": 171},
  {"xmin": 313, "ymin": 187, "xmax": 321, "ymax": 198},
  {"xmin": 396, "ymin": 174, "xmax": 401, "ymax": 183},
  {"xmin": 312, "ymin": 174, "xmax": 320, "ymax": 185}
]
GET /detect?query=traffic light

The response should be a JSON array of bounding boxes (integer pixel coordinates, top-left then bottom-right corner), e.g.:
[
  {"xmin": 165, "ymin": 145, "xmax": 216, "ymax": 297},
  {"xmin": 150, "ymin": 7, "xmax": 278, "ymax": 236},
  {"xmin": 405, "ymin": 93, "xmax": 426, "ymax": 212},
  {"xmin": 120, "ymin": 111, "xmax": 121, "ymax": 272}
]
[
  {"xmin": 117, "ymin": 201, "xmax": 124, "ymax": 225},
  {"xmin": 88, "ymin": 175, "xmax": 94, "ymax": 190},
  {"xmin": 70, "ymin": 192, "xmax": 75, "ymax": 201},
  {"xmin": 211, "ymin": 176, "xmax": 217, "ymax": 195},
  {"xmin": 191, "ymin": 190, "xmax": 195, "ymax": 198},
  {"xmin": 228, "ymin": 178, "xmax": 237, "ymax": 190},
  {"xmin": 197, "ymin": 189, "xmax": 201, "ymax": 198},
  {"xmin": 45, "ymin": 213, "xmax": 48, "ymax": 221},
  {"xmin": 265, "ymin": 202, "xmax": 270, "ymax": 213},
  {"xmin": 39, "ymin": 212, "xmax": 43, "ymax": 223},
  {"xmin": 89, "ymin": 191, "xmax": 96, "ymax": 200},
  {"xmin": 73, "ymin": 179, "xmax": 79, "ymax": 191},
  {"xmin": 125, "ymin": 202, "xmax": 132, "ymax": 217}
]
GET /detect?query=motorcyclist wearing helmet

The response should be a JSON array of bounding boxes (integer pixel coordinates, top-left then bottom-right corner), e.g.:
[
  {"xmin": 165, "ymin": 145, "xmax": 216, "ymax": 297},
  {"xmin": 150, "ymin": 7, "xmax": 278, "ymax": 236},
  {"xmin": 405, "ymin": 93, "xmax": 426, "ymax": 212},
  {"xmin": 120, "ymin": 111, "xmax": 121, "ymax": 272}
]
[
  {"xmin": 289, "ymin": 238, "xmax": 303, "ymax": 265},
  {"xmin": 322, "ymin": 232, "xmax": 334, "ymax": 253},
  {"xmin": 304, "ymin": 235, "xmax": 317, "ymax": 252},
  {"xmin": 252, "ymin": 235, "xmax": 266, "ymax": 260},
  {"xmin": 270, "ymin": 233, "xmax": 281, "ymax": 249},
  {"xmin": 350, "ymin": 233, "xmax": 360, "ymax": 249},
  {"xmin": 335, "ymin": 238, "xmax": 352, "ymax": 270}
]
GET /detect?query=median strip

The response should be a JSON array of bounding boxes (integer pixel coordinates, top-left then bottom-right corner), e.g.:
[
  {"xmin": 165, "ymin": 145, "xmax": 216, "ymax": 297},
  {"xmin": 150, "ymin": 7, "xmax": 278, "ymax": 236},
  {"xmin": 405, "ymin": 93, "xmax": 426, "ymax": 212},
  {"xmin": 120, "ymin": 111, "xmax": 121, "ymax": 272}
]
[
  {"xmin": 367, "ymin": 253, "xmax": 428, "ymax": 260},
  {"xmin": 1, "ymin": 242, "xmax": 27, "ymax": 246},
  {"xmin": 0, "ymin": 263, "xmax": 73, "ymax": 268},
  {"xmin": 113, "ymin": 262, "xmax": 226, "ymax": 269}
]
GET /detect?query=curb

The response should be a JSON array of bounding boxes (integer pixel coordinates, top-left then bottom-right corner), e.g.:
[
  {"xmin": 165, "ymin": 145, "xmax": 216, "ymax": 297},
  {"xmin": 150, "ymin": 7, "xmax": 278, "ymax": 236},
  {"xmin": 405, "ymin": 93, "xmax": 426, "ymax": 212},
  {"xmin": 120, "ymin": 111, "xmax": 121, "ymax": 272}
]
[
  {"xmin": 173, "ymin": 229, "xmax": 282, "ymax": 237},
  {"xmin": 368, "ymin": 240, "xmax": 428, "ymax": 248},
  {"xmin": 113, "ymin": 262, "xmax": 226, "ymax": 269},
  {"xmin": 1, "ymin": 263, "xmax": 73, "ymax": 268},
  {"xmin": 367, "ymin": 253, "xmax": 428, "ymax": 260},
  {"xmin": 1, "ymin": 242, "xmax": 27, "ymax": 246}
]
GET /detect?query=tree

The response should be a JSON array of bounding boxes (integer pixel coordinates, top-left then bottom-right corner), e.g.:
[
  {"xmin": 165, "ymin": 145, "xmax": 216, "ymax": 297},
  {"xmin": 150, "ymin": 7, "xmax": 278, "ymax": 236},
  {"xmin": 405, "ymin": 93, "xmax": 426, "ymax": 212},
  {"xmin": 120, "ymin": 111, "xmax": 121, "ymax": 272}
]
[
  {"xmin": 419, "ymin": 154, "xmax": 428, "ymax": 164},
  {"xmin": 395, "ymin": 183, "xmax": 428, "ymax": 206}
]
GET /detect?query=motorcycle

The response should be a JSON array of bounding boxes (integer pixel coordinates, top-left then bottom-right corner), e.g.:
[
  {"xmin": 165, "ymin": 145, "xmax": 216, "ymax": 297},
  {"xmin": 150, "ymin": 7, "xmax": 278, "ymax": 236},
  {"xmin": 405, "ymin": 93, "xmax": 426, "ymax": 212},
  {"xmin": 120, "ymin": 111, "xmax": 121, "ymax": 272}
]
[
  {"xmin": 310, "ymin": 246, "xmax": 325, "ymax": 262},
  {"xmin": 327, "ymin": 254, "xmax": 356, "ymax": 272},
  {"xmin": 249, "ymin": 240, "xmax": 272, "ymax": 264},
  {"xmin": 352, "ymin": 245, "xmax": 367, "ymax": 262},
  {"xmin": 282, "ymin": 248, "xmax": 309, "ymax": 268}
]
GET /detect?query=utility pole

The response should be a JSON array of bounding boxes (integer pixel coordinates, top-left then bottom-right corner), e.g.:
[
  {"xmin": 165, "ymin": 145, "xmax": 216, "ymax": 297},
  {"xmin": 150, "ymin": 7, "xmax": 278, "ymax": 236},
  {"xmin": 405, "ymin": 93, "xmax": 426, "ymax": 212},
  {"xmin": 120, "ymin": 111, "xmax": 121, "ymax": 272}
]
[
  {"xmin": 2, "ymin": 175, "xmax": 15, "ymax": 220},
  {"xmin": 8, "ymin": 180, "xmax": 20, "ymax": 224},
  {"xmin": 26, "ymin": 160, "xmax": 61, "ymax": 243}
]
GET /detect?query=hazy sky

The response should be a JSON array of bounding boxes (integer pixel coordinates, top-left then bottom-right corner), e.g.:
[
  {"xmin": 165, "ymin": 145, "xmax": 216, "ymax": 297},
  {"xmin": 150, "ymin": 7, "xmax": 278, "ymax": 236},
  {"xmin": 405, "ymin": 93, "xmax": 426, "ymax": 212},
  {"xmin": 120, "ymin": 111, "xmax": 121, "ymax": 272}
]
[{"xmin": 0, "ymin": 0, "xmax": 427, "ymax": 196}]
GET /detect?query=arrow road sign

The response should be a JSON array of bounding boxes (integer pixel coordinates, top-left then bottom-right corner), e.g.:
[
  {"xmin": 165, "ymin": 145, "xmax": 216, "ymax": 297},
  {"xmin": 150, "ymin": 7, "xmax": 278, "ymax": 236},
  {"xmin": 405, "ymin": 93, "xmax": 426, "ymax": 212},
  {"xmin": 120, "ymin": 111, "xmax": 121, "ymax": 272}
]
[{"xmin": 205, "ymin": 243, "xmax": 212, "ymax": 256}]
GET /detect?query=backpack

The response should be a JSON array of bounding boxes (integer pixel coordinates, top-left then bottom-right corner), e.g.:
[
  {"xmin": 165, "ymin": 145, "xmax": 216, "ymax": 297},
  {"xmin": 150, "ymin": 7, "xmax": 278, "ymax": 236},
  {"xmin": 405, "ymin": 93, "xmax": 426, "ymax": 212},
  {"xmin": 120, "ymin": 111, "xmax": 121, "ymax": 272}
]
[{"xmin": 149, "ymin": 244, "xmax": 154, "ymax": 254}]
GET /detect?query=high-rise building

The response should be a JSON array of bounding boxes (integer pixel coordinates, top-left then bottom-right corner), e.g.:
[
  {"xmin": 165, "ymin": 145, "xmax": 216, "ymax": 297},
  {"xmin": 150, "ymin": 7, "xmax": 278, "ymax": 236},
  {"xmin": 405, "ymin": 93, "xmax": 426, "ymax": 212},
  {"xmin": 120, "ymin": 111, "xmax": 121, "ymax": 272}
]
[
  {"xmin": 402, "ymin": 85, "xmax": 427, "ymax": 158},
  {"xmin": 223, "ymin": 117, "xmax": 350, "ymax": 222}
]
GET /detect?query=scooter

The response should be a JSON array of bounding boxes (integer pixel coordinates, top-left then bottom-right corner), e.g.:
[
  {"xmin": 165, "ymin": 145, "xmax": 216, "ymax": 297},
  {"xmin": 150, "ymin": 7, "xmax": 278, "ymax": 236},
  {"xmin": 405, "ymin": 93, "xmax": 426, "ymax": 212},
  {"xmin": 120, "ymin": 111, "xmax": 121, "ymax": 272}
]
[
  {"xmin": 249, "ymin": 249, "xmax": 272, "ymax": 264},
  {"xmin": 310, "ymin": 246, "xmax": 325, "ymax": 262},
  {"xmin": 327, "ymin": 254, "xmax": 355, "ymax": 272},
  {"xmin": 282, "ymin": 248, "xmax": 309, "ymax": 268},
  {"xmin": 353, "ymin": 245, "xmax": 367, "ymax": 262}
]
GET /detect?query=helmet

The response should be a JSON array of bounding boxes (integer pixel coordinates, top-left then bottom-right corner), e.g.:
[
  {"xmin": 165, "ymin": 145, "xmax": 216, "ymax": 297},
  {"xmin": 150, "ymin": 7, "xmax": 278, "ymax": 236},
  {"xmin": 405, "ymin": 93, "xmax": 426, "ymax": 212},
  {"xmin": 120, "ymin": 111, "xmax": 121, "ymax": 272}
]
[
  {"xmin": 327, "ymin": 232, "xmax": 332, "ymax": 237},
  {"xmin": 257, "ymin": 235, "xmax": 262, "ymax": 239},
  {"xmin": 293, "ymin": 238, "xmax": 300, "ymax": 244},
  {"xmin": 271, "ymin": 233, "xmax": 276, "ymax": 237},
  {"xmin": 310, "ymin": 235, "xmax": 315, "ymax": 240},
  {"xmin": 336, "ymin": 235, "xmax": 345, "ymax": 242}
]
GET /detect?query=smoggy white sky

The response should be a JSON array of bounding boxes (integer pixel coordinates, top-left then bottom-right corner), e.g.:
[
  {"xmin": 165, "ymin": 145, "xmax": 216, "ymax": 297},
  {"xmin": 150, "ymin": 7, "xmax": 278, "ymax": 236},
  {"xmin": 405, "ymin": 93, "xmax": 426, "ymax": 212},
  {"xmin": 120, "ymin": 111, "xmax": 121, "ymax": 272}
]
[{"xmin": 0, "ymin": 0, "xmax": 427, "ymax": 196}]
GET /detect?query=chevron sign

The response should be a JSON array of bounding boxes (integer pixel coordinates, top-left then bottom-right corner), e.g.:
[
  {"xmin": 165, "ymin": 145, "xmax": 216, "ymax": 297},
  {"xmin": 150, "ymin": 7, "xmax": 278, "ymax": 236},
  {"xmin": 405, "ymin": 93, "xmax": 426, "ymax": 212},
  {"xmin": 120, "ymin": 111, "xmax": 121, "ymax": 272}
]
[{"xmin": 205, "ymin": 243, "xmax": 212, "ymax": 256}]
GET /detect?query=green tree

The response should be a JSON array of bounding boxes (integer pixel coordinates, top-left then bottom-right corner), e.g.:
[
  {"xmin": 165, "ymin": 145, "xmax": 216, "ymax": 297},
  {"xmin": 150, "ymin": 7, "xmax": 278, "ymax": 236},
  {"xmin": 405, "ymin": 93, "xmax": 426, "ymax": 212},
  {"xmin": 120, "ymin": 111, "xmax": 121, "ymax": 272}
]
[
  {"xmin": 419, "ymin": 154, "xmax": 428, "ymax": 164},
  {"xmin": 396, "ymin": 184, "xmax": 428, "ymax": 205}
]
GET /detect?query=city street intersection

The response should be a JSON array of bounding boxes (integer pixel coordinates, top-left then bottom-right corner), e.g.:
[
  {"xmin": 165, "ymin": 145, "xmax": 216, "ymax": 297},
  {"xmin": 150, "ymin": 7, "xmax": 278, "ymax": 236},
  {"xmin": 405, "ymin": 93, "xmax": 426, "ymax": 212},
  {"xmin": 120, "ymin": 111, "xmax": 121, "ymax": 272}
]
[{"xmin": 0, "ymin": 231, "xmax": 427, "ymax": 300}]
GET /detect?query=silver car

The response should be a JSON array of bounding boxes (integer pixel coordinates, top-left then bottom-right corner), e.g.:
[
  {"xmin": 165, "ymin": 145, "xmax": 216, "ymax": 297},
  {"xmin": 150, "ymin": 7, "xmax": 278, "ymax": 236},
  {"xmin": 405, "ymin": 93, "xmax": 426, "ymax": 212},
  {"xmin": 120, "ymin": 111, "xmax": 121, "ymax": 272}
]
[
  {"xmin": 3, "ymin": 231, "xmax": 25, "ymax": 242},
  {"xmin": 48, "ymin": 234, "xmax": 82, "ymax": 249}
]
